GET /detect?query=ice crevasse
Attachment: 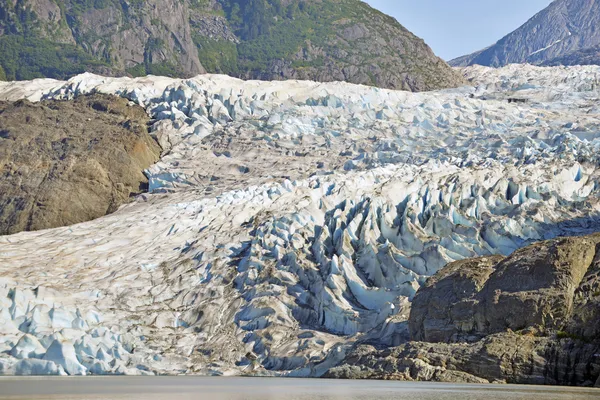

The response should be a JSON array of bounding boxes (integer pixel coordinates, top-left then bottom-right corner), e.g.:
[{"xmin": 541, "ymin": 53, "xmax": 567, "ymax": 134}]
[{"xmin": 0, "ymin": 64, "xmax": 599, "ymax": 376}]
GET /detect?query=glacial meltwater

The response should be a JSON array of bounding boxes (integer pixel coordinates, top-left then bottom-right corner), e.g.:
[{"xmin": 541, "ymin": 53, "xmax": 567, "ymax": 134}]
[{"xmin": 0, "ymin": 377, "xmax": 598, "ymax": 400}]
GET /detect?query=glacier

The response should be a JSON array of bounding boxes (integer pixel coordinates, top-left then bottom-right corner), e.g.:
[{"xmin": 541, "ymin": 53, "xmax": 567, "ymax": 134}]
[{"xmin": 0, "ymin": 64, "xmax": 600, "ymax": 376}]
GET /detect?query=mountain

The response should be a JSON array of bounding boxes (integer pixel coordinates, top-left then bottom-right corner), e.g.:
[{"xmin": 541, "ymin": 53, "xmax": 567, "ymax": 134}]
[
  {"xmin": 450, "ymin": 0, "xmax": 600, "ymax": 67},
  {"xmin": 0, "ymin": 0, "xmax": 463, "ymax": 91}
]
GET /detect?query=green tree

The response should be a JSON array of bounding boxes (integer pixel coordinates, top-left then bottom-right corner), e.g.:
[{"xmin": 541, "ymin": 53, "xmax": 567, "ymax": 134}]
[
  {"xmin": 229, "ymin": 3, "xmax": 242, "ymax": 26},
  {"xmin": 240, "ymin": 0, "xmax": 270, "ymax": 40},
  {"xmin": 286, "ymin": 2, "xmax": 299, "ymax": 18},
  {"xmin": 0, "ymin": 35, "xmax": 108, "ymax": 81},
  {"xmin": 0, "ymin": 64, "xmax": 6, "ymax": 81}
]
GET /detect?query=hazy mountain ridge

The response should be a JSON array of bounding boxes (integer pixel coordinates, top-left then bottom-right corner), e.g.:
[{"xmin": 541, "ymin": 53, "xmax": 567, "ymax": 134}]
[{"xmin": 450, "ymin": 0, "xmax": 600, "ymax": 67}]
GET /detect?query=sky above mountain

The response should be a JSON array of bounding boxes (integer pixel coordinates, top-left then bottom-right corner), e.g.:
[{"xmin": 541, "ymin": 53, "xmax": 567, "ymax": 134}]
[{"xmin": 365, "ymin": 0, "xmax": 553, "ymax": 60}]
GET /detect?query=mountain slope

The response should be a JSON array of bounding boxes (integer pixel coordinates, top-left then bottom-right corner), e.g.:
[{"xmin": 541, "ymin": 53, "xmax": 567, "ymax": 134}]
[
  {"xmin": 543, "ymin": 44, "xmax": 600, "ymax": 65},
  {"xmin": 0, "ymin": 0, "xmax": 206, "ymax": 79},
  {"xmin": 450, "ymin": 0, "xmax": 600, "ymax": 67},
  {"xmin": 0, "ymin": 0, "xmax": 463, "ymax": 91}
]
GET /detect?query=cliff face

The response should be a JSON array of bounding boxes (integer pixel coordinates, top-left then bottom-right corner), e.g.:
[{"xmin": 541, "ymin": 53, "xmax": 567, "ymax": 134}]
[
  {"xmin": 0, "ymin": 0, "xmax": 464, "ymax": 91},
  {"xmin": 450, "ymin": 0, "xmax": 600, "ymax": 68},
  {"xmin": 72, "ymin": 0, "xmax": 205, "ymax": 76},
  {"xmin": 0, "ymin": 0, "xmax": 205, "ymax": 78},
  {"xmin": 327, "ymin": 234, "xmax": 600, "ymax": 386}
]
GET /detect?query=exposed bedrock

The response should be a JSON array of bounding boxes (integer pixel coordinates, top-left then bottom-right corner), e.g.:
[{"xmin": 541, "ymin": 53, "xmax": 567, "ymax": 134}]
[
  {"xmin": 328, "ymin": 234, "xmax": 600, "ymax": 386},
  {"xmin": 0, "ymin": 94, "xmax": 161, "ymax": 235},
  {"xmin": 410, "ymin": 234, "xmax": 600, "ymax": 342}
]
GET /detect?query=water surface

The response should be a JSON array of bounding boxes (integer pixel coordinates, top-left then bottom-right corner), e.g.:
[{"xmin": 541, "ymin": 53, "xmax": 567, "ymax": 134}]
[{"xmin": 0, "ymin": 377, "xmax": 598, "ymax": 400}]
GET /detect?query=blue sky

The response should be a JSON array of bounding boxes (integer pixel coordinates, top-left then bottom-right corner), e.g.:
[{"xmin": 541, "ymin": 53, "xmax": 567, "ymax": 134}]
[{"xmin": 365, "ymin": 0, "xmax": 553, "ymax": 61}]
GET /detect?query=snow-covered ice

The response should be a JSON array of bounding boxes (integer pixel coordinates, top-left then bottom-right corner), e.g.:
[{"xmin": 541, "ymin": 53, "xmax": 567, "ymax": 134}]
[{"xmin": 0, "ymin": 64, "xmax": 600, "ymax": 376}]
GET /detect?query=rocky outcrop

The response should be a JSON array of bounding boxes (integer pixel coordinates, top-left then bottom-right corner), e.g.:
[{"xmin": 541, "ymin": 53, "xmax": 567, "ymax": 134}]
[
  {"xmin": 410, "ymin": 234, "xmax": 600, "ymax": 342},
  {"xmin": 326, "ymin": 334, "xmax": 600, "ymax": 386},
  {"xmin": 328, "ymin": 234, "xmax": 600, "ymax": 386},
  {"xmin": 450, "ymin": 0, "xmax": 600, "ymax": 67},
  {"xmin": 0, "ymin": 94, "xmax": 160, "ymax": 235}
]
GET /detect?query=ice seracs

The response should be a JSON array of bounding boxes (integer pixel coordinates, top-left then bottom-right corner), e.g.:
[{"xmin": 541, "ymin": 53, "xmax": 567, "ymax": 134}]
[{"xmin": 0, "ymin": 64, "xmax": 600, "ymax": 376}]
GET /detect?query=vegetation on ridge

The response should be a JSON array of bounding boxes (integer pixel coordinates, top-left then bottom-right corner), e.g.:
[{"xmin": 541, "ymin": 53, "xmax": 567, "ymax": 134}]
[
  {"xmin": 0, "ymin": 36, "xmax": 107, "ymax": 81},
  {"xmin": 0, "ymin": 0, "xmax": 464, "ymax": 91}
]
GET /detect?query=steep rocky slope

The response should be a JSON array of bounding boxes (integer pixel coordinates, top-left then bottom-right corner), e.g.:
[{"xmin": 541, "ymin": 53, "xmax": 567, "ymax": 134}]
[
  {"xmin": 327, "ymin": 234, "xmax": 600, "ymax": 386},
  {"xmin": 0, "ymin": 0, "xmax": 463, "ymax": 91},
  {"xmin": 0, "ymin": 0, "xmax": 205, "ymax": 79},
  {"xmin": 216, "ymin": 0, "xmax": 463, "ymax": 91},
  {"xmin": 0, "ymin": 94, "xmax": 160, "ymax": 235},
  {"xmin": 544, "ymin": 44, "xmax": 600, "ymax": 66},
  {"xmin": 0, "ymin": 65, "xmax": 599, "ymax": 380},
  {"xmin": 450, "ymin": 0, "xmax": 600, "ymax": 67}
]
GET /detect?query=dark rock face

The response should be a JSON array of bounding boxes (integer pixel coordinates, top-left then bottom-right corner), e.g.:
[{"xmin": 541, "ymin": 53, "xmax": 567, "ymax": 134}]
[
  {"xmin": 450, "ymin": 0, "xmax": 600, "ymax": 67},
  {"xmin": 327, "ymin": 234, "xmax": 600, "ymax": 386},
  {"xmin": 410, "ymin": 235, "xmax": 600, "ymax": 342},
  {"xmin": 326, "ymin": 334, "xmax": 600, "ymax": 386},
  {"xmin": 0, "ymin": 0, "xmax": 464, "ymax": 92},
  {"xmin": 543, "ymin": 44, "xmax": 600, "ymax": 66},
  {"xmin": 0, "ymin": 95, "xmax": 161, "ymax": 235},
  {"xmin": 408, "ymin": 255, "xmax": 502, "ymax": 343}
]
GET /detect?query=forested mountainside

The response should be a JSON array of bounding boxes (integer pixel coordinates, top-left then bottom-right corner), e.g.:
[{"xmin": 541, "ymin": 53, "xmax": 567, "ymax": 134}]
[{"xmin": 0, "ymin": 0, "xmax": 463, "ymax": 91}]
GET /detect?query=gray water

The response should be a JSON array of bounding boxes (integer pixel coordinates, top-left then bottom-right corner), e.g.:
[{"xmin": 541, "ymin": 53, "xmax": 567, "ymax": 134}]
[{"xmin": 0, "ymin": 377, "xmax": 599, "ymax": 400}]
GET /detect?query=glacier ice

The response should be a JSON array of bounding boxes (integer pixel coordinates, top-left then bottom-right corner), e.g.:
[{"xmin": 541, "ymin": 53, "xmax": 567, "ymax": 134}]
[{"xmin": 0, "ymin": 64, "xmax": 600, "ymax": 376}]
